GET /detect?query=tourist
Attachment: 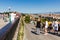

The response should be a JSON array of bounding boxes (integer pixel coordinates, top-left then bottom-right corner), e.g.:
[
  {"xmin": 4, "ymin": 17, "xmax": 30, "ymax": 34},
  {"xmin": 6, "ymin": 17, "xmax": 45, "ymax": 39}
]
[
  {"xmin": 9, "ymin": 13, "xmax": 16, "ymax": 23},
  {"xmin": 52, "ymin": 21, "xmax": 55, "ymax": 32},
  {"xmin": 54, "ymin": 19, "xmax": 58, "ymax": 34},
  {"xmin": 30, "ymin": 20, "xmax": 34, "ymax": 25},
  {"xmin": 44, "ymin": 19, "xmax": 48, "ymax": 35},
  {"xmin": 36, "ymin": 18, "xmax": 41, "ymax": 35},
  {"xmin": 48, "ymin": 21, "xmax": 52, "ymax": 33}
]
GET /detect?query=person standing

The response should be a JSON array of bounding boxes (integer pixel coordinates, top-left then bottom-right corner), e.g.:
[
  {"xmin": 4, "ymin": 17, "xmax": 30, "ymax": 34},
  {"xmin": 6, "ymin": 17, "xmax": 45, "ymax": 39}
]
[
  {"xmin": 44, "ymin": 19, "xmax": 48, "ymax": 35},
  {"xmin": 9, "ymin": 13, "xmax": 16, "ymax": 23},
  {"xmin": 54, "ymin": 19, "xmax": 58, "ymax": 34},
  {"xmin": 52, "ymin": 21, "xmax": 55, "ymax": 32},
  {"xmin": 36, "ymin": 18, "xmax": 41, "ymax": 35}
]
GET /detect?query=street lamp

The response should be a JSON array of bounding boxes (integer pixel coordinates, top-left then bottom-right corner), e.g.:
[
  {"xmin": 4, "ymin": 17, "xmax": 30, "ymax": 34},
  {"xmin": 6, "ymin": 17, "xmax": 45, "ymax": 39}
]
[{"xmin": 8, "ymin": 7, "xmax": 11, "ymax": 12}]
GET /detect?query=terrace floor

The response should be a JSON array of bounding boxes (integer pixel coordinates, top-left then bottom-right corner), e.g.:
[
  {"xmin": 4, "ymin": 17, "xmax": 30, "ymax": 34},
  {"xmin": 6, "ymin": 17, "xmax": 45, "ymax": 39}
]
[
  {"xmin": 24, "ymin": 23, "xmax": 60, "ymax": 40},
  {"xmin": 0, "ymin": 18, "xmax": 9, "ymax": 29}
]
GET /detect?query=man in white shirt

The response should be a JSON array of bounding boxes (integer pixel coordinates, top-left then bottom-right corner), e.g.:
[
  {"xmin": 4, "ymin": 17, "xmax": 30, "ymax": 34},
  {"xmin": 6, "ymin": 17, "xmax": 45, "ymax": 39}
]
[
  {"xmin": 10, "ymin": 13, "xmax": 16, "ymax": 23},
  {"xmin": 54, "ymin": 19, "xmax": 58, "ymax": 34},
  {"xmin": 44, "ymin": 19, "xmax": 48, "ymax": 35}
]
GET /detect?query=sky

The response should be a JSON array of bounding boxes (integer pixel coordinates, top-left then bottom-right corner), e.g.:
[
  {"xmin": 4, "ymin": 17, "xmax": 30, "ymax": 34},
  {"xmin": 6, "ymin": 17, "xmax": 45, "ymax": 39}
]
[{"xmin": 0, "ymin": 0, "xmax": 60, "ymax": 13}]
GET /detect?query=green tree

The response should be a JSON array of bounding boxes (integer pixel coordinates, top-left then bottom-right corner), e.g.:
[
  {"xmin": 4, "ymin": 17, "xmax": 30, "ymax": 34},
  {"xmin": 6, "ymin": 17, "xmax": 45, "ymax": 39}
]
[
  {"xmin": 25, "ymin": 15, "xmax": 30, "ymax": 23},
  {"xmin": 21, "ymin": 13, "xmax": 25, "ymax": 16}
]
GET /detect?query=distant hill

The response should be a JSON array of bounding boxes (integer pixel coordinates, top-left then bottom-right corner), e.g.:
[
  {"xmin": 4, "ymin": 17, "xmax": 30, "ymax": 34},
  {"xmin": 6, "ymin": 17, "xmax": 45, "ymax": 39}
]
[
  {"xmin": 53, "ymin": 12, "xmax": 60, "ymax": 14},
  {"xmin": 39, "ymin": 12, "xmax": 60, "ymax": 14},
  {"xmin": 32, "ymin": 12, "xmax": 60, "ymax": 14}
]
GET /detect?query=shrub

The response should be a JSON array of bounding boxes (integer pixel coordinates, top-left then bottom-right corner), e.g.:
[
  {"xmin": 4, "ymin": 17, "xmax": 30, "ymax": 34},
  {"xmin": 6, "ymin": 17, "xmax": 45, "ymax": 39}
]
[
  {"xmin": 25, "ymin": 15, "xmax": 30, "ymax": 23},
  {"xmin": 41, "ymin": 18, "xmax": 45, "ymax": 23},
  {"xmin": 17, "ymin": 17, "xmax": 24, "ymax": 40}
]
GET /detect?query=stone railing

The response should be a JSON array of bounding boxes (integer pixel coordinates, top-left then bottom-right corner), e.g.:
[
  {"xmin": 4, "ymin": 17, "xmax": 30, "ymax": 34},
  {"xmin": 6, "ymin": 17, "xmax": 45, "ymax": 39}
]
[{"xmin": 0, "ymin": 18, "xmax": 20, "ymax": 40}]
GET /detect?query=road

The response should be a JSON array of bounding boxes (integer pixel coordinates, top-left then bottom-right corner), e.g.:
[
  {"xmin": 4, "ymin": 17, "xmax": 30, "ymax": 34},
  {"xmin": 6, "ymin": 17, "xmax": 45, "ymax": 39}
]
[{"xmin": 24, "ymin": 23, "xmax": 60, "ymax": 40}]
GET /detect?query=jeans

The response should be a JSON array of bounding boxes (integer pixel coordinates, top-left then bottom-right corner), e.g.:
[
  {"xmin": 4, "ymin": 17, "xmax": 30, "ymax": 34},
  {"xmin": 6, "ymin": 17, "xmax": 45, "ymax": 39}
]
[{"xmin": 36, "ymin": 28, "xmax": 40, "ymax": 34}]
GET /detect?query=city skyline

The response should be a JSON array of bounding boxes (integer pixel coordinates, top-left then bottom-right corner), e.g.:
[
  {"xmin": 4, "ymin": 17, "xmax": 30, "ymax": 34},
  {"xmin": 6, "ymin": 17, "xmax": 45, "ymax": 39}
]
[{"xmin": 0, "ymin": 0, "xmax": 60, "ymax": 13}]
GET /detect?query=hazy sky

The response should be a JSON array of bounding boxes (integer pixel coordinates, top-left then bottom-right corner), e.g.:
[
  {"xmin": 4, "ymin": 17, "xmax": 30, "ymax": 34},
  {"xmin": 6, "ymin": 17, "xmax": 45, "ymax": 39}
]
[{"xmin": 0, "ymin": 0, "xmax": 60, "ymax": 13}]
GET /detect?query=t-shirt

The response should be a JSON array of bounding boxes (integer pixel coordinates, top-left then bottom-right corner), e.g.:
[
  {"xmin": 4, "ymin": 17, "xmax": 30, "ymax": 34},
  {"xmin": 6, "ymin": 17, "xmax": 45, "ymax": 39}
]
[
  {"xmin": 36, "ymin": 21, "xmax": 41, "ymax": 28},
  {"xmin": 10, "ymin": 13, "xmax": 16, "ymax": 22},
  {"xmin": 54, "ymin": 21, "xmax": 58, "ymax": 30},
  {"xmin": 54, "ymin": 21, "xmax": 58, "ymax": 27},
  {"xmin": 45, "ymin": 21, "xmax": 48, "ymax": 28}
]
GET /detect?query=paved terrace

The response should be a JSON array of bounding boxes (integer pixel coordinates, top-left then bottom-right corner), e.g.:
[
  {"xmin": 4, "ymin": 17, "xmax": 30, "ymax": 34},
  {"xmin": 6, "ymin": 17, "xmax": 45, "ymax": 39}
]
[
  {"xmin": 0, "ymin": 18, "xmax": 9, "ymax": 29},
  {"xmin": 24, "ymin": 23, "xmax": 60, "ymax": 40}
]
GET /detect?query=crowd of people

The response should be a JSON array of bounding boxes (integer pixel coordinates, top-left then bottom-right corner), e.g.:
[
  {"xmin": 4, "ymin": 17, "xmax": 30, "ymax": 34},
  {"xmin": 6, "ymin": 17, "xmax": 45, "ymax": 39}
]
[{"xmin": 31, "ymin": 18, "xmax": 59, "ymax": 35}]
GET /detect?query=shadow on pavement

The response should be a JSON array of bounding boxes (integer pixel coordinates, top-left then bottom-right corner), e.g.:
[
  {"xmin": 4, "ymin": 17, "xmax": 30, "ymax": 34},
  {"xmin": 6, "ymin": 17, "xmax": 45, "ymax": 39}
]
[
  {"xmin": 40, "ymin": 32, "xmax": 44, "ymax": 34},
  {"xmin": 32, "ymin": 28, "xmax": 36, "ymax": 31},
  {"xmin": 31, "ymin": 31, "xmax": 38, "ymax": 35},
  {"xmin": 48, "ymin": 32, "xmax": 60, "ymax": 37}
]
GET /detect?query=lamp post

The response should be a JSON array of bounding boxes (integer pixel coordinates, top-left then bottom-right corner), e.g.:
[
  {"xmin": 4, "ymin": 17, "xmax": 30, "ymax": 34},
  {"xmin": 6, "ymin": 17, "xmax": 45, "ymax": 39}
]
[
  {"xmin": 8, "ymin": 7, "xmax": 11, "ymax": 22},
  {"xmin": 8, "ymin": 7, "xmax": 11, "ymax": 12}
]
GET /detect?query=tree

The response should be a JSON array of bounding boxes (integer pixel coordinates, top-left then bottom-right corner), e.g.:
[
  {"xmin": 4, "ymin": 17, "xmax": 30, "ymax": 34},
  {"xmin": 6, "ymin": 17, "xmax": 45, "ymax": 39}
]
[
  {"xmin": 25, "ymin": 15, "xmax": 30, "ymax": 23},
  {"xmin": 21, "ymin": 13, "xmax": 25, "ymax": 16}
]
